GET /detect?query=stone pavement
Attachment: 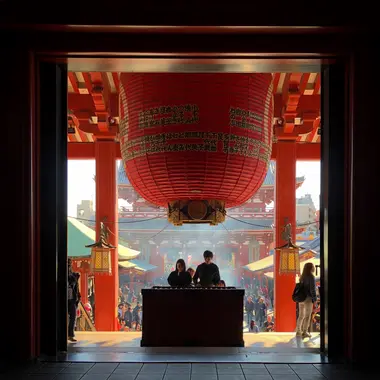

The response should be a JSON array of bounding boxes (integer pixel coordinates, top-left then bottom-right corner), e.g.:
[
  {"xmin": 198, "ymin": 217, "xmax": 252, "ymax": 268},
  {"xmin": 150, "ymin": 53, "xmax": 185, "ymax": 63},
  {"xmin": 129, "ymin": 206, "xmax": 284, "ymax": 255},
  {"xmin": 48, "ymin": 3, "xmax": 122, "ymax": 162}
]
[{"xmin": 0, "ymin": 362, "xmax": 378, "ymax": 380}]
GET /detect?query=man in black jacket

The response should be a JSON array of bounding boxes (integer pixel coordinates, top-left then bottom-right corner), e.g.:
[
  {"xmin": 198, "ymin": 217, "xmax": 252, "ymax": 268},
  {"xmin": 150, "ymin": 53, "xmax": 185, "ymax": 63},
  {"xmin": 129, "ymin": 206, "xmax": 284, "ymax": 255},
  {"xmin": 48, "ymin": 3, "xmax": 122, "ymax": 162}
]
[
  {"xmin": 68, "ymin": 259, "xmax": 81, "ymax": 342},
  {"xmin": 193, "ymin": 250, "xmax": 221, "ymax": 287},
  {"xmin": 245, "ymin": 296, "xmax": 255, "ymax": 331}
]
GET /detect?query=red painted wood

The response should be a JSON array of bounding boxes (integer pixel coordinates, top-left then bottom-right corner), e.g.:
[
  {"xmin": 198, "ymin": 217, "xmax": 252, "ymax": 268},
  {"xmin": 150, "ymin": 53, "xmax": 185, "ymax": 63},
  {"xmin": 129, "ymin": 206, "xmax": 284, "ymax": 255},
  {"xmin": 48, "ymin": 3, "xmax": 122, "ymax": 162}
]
[
  {"xmin": 274, "ymin": 140, "xmax": 297, "ymax": 332},
  {"xmin": 94, "ymin": 140, "xmax": 119, "ymax": 331}
]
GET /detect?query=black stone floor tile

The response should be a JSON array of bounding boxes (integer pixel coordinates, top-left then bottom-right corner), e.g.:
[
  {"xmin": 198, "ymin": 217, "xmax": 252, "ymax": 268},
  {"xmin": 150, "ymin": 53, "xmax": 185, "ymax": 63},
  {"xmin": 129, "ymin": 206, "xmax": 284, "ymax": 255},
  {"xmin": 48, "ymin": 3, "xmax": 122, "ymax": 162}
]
[
  {"xmin": 217, "ymin": 368, "xmax": 244, "ymax": 374},
  {"xmin": 112, "ymin": 369, "xmax": 140, "ymax": 376},
  {"xmin": 43, "ymin": 363, "xmax": 71, "ymax": 369},
  {"xmin": 297, "ymin": 375, "xmax": 327, "ymax": 380},
  {"xmin": 271, "ymin": 376, "xmax": 299, "ymax": 380},
  {"xmin": 108, "ymin": 375, "xmax": 137, "ymax": 380},
  {"xmin": 36, "ymin": 367, "xmax": 65, "ymax": 375},
  {"xmin": 54, "ymin": 374, "xmax": 84, "ymax": 380},
  {"xmin": 243, "ymin": 367, "xmax": 271, "ymax": 375},
  {"xmin": 291, "ymin": 364, "xmax": 322, "ymax": 373},
  {"xmin": 163, "ymin": 375, "xmax": 190, "ymax": 380},
  {"xmin": 217, "ymin": 375, "xmax": 245, "ymax": 380},
  {"xmin": 87, "ymin": 363, "xmax": 119, "ymax": 373},
  {"xmin": 241, "ymin": 364, "xmax": 267, "ymax": 369},
  {"xmin": 244, "ymin": 375, "xmax": 273, "ymax": 380},
  {"xmin": 135, "ymin": 375, "xmax": 164, "ymax": 380},
  {"xmin": 81, "ymin": 374, "xmax": 111, "ymax": 380},
  {"xmin": 1, "ymin": 362, "xmax": 379, "ymax": 380}
]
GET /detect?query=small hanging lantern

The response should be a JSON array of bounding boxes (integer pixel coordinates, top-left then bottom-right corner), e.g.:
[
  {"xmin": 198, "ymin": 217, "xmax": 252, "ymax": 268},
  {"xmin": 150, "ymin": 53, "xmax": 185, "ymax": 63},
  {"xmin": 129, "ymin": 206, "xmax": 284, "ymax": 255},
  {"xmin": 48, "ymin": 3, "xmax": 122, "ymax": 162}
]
[
  {"xmin": 86, "ymin": 221, "xmax": 116, "ymax": 275},
  {"xmin": 275, "ymin": 222, "xmax": 301, "ymax": 275}
]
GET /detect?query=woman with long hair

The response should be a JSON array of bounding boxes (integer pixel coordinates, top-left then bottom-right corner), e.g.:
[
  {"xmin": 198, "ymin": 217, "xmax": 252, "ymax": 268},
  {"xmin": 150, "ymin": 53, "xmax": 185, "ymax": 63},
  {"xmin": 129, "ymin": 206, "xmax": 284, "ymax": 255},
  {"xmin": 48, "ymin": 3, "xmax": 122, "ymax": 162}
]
[
  {"xmin": 167, "ymin": 258, "xmax": 192, "ymax": 287},
  {"xmin": 296, "ymin": 262, "xmax": 317, "ymax": 339}
]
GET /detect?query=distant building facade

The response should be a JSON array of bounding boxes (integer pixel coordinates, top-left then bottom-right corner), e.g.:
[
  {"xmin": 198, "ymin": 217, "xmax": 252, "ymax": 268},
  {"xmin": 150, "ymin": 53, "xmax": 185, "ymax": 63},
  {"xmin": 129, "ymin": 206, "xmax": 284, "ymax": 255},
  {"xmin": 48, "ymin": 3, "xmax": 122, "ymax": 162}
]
[
  {"xmin": 296, "ymin": 194, "xmax": 317, "ymax": 231},
  {"xmin": 76, "ymin": 200, "xmax": 95, "ymax": 221}
]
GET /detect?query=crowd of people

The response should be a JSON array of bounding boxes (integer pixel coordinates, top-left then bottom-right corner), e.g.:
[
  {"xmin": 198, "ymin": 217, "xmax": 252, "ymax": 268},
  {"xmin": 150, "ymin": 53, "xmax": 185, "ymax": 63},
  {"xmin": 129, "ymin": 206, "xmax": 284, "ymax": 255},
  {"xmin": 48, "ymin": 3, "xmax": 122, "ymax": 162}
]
[
  {"xmin": 67, "ymin": 253, "xmax": 319, "ymax": 341},
  {"xmin": 243, "ymin": 262, "xmax": 320, "ymax": 339},
  {"xmin": 245, "ymin": 295, "xmax": 274, "ymax": 332},
  {"xmin": 117, "ymin": 284, "xmax": 143, "ymax": 331},
  {"xmin": 117, "ymin": 301, "xmax": 142, "ymax": 331}
]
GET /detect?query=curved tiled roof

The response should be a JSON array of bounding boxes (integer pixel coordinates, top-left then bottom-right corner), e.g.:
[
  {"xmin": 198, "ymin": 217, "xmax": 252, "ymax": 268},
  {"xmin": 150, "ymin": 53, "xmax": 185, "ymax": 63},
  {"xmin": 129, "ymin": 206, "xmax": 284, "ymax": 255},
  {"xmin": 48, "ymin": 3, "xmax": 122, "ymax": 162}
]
[
  {"xmin": 68, "ymin": 217, "xmax": 140, "ymax": 259},
  {"xmin": 262, "ymin": 162, "xmax": 275, "ymax": 186},
  {"xmin": 118, "ymin": 217, "xmax": 273, "ymax": 232},
  {"xmin": 262, "ymin": 162, "xmax": 304, "ymax": 186},
  {"xmin": 118, "ymin": 163, "xmax": 131, "ymax": 185},
  {"xmin": 300, "ymin": 235, "xmax": 320, "ymax": 254}
]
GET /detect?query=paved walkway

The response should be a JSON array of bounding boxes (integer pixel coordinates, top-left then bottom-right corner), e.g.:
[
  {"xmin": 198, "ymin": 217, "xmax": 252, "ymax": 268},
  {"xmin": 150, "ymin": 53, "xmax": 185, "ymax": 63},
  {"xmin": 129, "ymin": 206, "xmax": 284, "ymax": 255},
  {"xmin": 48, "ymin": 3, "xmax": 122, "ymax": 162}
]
[
  {"xmin": 70, "ymin": 332, "xmax": 320, "ymax": 351},
  {"xmin": 1, "ymin": 362, "xmax": 377, "ymax": 380}
]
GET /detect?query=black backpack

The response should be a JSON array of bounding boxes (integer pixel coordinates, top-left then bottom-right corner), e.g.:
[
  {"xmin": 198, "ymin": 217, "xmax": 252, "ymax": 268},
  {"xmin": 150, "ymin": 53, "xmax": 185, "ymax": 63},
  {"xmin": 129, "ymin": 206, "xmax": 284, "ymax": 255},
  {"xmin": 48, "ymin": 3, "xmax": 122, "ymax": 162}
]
[{"xmin": 292, "ymin": 282, "xmax": 307, "ymax": 303}]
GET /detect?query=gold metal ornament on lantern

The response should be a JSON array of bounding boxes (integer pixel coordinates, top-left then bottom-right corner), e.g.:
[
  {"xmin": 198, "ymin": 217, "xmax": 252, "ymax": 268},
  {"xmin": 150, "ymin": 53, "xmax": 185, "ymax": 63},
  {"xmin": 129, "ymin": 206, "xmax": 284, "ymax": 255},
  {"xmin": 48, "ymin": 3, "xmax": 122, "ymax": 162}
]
[
  {"xmin": 86, "ymin": 221, "xmax": 116, "ymax": 275},
  {"xmin": 275, "ymin": 221, "xmax": 301, "ymax": 275}
]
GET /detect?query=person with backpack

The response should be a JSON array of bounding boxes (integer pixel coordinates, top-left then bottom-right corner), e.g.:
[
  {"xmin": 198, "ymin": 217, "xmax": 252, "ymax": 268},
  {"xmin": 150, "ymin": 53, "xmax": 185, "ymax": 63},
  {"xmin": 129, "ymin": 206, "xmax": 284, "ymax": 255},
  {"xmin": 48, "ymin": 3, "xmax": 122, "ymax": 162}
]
[{"xmin": 294, "ymin": 262, "xmax": 317, "ymax": 339}]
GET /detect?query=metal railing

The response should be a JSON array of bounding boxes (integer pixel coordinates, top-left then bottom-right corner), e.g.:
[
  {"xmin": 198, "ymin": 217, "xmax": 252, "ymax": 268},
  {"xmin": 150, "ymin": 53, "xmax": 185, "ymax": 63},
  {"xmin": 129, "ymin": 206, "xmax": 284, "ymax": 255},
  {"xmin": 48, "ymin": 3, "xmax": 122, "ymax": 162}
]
[{"xmin": 76, "ymin": 302, "xmax": 96, "ymax": 332}]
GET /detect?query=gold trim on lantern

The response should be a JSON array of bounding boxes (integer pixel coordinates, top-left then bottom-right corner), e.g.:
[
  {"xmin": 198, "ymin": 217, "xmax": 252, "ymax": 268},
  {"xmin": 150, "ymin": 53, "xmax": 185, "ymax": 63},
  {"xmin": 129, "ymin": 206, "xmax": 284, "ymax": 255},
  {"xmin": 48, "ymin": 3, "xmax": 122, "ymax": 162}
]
[
  {"xmin": 277, "ymin": 247, "xmax": 300, "ymax": 275},
  {"xmin": 167, "ymin": 199, "xmax": 226, "ymax": 226},
  {"xmin": 90, "ymin": 247, "xmax": 112, "ymax": 275}
]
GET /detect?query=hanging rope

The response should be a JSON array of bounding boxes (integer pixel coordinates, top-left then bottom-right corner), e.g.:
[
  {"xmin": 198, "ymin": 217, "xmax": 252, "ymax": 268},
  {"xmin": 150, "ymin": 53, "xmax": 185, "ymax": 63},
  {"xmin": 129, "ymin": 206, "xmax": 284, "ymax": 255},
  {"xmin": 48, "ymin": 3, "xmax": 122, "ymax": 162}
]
[
  {"xmin": 225, "ymin": 213, "xmax": 319, "ymax": 228},
  {"xmin": 69, "ymin": 215, "xmax": 164, "ymax": 224}
]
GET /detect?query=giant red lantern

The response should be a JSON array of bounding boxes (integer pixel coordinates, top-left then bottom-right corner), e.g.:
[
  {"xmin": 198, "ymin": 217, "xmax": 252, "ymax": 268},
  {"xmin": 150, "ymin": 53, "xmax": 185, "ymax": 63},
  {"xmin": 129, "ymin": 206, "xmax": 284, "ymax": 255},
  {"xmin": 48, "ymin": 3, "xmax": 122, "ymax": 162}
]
[{"xmin": 119, "ymin": 73, "xmax": 273, "ymax": 225}]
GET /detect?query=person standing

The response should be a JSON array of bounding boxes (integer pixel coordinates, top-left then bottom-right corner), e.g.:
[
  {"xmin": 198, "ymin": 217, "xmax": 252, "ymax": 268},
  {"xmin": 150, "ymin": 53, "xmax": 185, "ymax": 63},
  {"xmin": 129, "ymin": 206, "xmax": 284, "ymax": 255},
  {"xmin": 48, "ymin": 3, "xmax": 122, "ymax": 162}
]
[
  {"xmin": 193, "ymin": 250, "xmax": 220, "ymax": 287},
  {"xmin": 296, "ymin": 262, "xmax": 317, "ymax": 339},
  {"xmin": 133, "ymin": 305, "xmax": 142, "ymax": 329},
  {"xmin": 68, "ymin": 259, "xmax": 80, "ymax": 342},
  {"xmin": 124, "ymin": 306, "xmax": 133, "ymax": 328},
  {"xmin": 167, "ymin": 259, "xmax": 192, "ymax": 287},
  {"xmin": 245, "ymin": 296, "xmax": 255, "ymax": 331},
  {"xmin": 187, "ymin": 267, "xmax": 195, "ymax": 285},
  {"xmin": 255, "ymin": 297, "xmax": 267, "ymax": 329}
]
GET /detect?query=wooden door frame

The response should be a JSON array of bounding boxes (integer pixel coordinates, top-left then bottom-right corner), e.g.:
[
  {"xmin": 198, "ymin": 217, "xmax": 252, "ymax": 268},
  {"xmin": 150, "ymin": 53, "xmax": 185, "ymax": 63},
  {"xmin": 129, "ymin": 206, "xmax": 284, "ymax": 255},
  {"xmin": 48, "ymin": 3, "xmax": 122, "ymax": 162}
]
[{"xmin": 23, "ymin": 26, "xmax": 355, "ymax": 360}]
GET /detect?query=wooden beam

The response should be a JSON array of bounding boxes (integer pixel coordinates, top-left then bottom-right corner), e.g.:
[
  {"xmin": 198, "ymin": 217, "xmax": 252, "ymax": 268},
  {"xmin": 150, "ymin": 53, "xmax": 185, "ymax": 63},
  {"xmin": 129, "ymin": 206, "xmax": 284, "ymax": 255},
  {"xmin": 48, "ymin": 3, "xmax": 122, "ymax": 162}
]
[
  {"xmin": 68, "ymin": 93, "xmax": 316, "ymax": 119},
  {"xmin": 68, "ymin": 142, "xmax": 121, "ymax": 159},
  {"xmin": 68, "ymin": 142, "xmax": 95, "ymax": 159},
  {"xmin": 296, "ymin": 143, "xmax": 320, "ymax": 160},
  {"xmin": 68, "ymin": 142, "xmax": 320, "ymax": 160},
  {"xmin": 68, "ymin": 72, "xmax": 79, "ymax": 93},
  {"xmin": 272, "ymin": 143, "xmax": 320, "ymax": 160}
]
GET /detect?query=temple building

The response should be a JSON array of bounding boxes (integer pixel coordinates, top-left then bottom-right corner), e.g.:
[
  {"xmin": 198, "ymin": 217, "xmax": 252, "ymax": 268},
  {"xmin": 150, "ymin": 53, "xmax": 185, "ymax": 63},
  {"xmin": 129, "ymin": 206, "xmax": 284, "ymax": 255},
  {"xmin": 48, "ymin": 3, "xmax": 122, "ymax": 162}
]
[{"xmin": 72, "ymin": 162, "xmax": 314, "ymax": 286}]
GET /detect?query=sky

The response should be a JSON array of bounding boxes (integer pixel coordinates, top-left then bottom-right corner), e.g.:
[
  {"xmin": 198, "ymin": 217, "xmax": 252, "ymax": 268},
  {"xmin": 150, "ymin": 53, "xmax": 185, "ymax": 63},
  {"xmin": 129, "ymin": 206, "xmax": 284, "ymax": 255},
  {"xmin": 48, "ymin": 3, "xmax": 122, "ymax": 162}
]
[{"xmin": 67, "ymin": 160, "xmax": 321, "ymax": 217}]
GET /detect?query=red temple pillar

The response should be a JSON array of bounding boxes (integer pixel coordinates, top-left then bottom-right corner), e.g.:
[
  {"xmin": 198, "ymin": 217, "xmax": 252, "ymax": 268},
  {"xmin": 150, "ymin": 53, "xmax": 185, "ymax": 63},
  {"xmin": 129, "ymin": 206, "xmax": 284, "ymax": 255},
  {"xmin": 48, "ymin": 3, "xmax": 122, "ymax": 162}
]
[
  {"xmin": 94, "ymin": 140, "xmax": 119, "ymax": 331},
  {"xmin": 150, "ymin": 247, "xmax": 165, "ymax": 278},
  {"xmin": 259, "ymin": 244, "xmax": 267, "ymax": 259},
  {"xmin": 274, "ymin": 140, "xmax": 297, "ymax": 332},
  {"xmin": 74, "ymin": 260, "xmax": 90, "ymax": 304},
  {"xmin": 239, "ymin": 245, "xmax": 249, "ymax": 267}
]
